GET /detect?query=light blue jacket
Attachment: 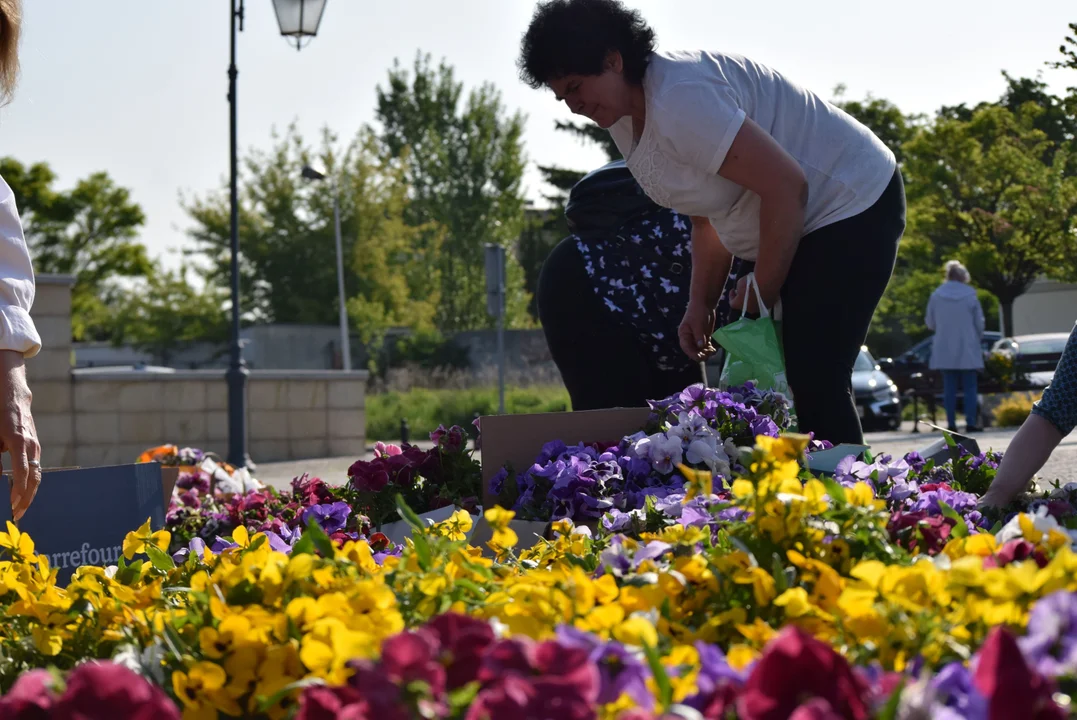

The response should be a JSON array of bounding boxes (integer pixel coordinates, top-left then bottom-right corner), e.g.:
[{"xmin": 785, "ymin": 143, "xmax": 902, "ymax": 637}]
[{"xmin": 926, "ymin": 281, "xmax": 986, "ymax": 370}]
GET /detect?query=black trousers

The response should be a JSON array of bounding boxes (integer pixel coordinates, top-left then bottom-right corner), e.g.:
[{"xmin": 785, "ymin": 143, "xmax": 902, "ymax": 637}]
[
  {"xmin": 537, "ymin": 238, "xmax": 703, "ymax": 410},
  {"xmin": 781, "ymin": 169, "xmax": 906, "ymax": 445}
]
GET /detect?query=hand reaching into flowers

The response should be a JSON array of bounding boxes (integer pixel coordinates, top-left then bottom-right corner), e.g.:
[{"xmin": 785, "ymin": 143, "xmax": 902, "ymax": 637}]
[{"xmin": 678, "ymin": 300, "xmax": 717, "ymax": 362}]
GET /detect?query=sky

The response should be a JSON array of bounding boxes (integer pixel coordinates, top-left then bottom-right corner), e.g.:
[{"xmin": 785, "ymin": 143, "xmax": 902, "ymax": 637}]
[{"xmin": 1, "ymin": 1, "xmax": 1074, "ymax": 270}]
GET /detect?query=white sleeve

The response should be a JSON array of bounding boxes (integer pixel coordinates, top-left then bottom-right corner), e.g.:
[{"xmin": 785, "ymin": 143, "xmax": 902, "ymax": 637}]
[
  {"xmin": 654, "ymin": 80, "xmax": 746, "ymax": 176},
  {"xmin": 0, "ymin": 176, "xmax": 42, "ymax": 358}
]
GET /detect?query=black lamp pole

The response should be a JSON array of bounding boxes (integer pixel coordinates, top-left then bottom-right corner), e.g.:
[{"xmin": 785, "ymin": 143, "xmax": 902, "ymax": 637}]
[
  {"xmin": 227, "ymin": 0, "xmax": 249, "ymax": 467},
  {"xmin": 224, "ymin": 0, "xmax": 327, "ymax": 467}
]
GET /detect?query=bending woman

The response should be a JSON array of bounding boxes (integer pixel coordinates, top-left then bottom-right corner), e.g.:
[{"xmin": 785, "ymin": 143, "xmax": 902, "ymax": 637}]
[{"xmin": 519, "ymin": 0, "xmax": 905, "ymax": 444}]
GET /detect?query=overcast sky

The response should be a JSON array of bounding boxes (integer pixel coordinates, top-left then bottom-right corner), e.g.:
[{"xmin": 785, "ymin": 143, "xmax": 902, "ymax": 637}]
[{"xmin": 2, "ymin": 1, "xmax": 1074, "ymax": 268}]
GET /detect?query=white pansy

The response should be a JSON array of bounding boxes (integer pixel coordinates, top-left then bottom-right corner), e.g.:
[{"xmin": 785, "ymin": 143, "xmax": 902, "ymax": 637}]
[{"xmin": 647, "ymin": 433, "xmax": 684, "ymax": 474}]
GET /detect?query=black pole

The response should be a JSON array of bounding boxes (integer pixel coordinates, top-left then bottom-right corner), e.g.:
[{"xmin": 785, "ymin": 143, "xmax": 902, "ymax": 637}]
[{"xmin": 226, "ymin": 0, "xmax": 250, "ymax": 467}]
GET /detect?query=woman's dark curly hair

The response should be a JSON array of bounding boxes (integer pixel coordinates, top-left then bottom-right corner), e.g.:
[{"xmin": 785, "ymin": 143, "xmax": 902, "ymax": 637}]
[{"xmin": 518, "ymin": 0, "xmax": 657, "ymax": 89}]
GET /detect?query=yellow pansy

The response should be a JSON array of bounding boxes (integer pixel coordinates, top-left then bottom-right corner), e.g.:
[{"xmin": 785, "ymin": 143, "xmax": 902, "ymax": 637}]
[
  {"xmin": 435, "ymin": 510, "xmax": 474, "ymax": 541},
  {"xmin": 173, "ymin": 661, "xmax": 231, "ymax": 720},
  {"xmin": 611, "ymin": 614, "xmax": 659, "ymax": 648},
  {"xmin": 726, "ymin": 644, "xmax": 759, "ymax": 670},
  {"xmin": 847, "ymin": 482, "xmax": 882, "ymax": 509},
  {"xmin": 484, "ymin": 506, "xmax": 515, "ymax": 528},
  {"xmin": 121, "ymin": 519, "xmax": 171, "ymax": 560},
  {"xmin": 734, "ymin": 566, "xmax": 777, "ymax": 607},
  {"xmin": 678, "ymin": 464, "xmax": 713, "ymax": 501},
  {"xmin": 0, "ymin": 521, "xmax": 35, "ymax": 558},
  {"xmin": 774, "ymin": 587, "xmax": 815, "ymax": 618},
  {"xmin": 199, "ymin": 614, "xmax": 255, "ymax": 660}
]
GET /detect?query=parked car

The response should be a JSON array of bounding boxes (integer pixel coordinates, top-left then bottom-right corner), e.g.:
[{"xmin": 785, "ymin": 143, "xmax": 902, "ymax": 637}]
[
  {"xmin": 878, "ymin": 332, "xmax": 1002, "ymax": 398},
  {"xmin": 853, "ymin": 347, "xmax": 902, "ymax": 431},
  {"xmin": 990, "ymin": 333, "xmax": 1070, "ymax": 388}
]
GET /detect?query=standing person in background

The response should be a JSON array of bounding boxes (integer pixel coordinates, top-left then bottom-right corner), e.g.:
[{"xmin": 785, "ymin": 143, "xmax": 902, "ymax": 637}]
[
  {"xmin": 1, "ymin": 0, "xmax": 44, "ymax": 521},
  {"xmin": 926, "ymin": 260, "xmax": 985, "ymax": 433}
]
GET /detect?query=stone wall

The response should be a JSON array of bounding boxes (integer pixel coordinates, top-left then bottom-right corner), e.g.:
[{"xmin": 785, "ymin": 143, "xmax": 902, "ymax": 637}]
[
  {"xmin": 26, "ymin": 276, "xmax": 368, "ymax": 468},
  {"xmin": 26, "ymin": 275, "xmax": 77, "ymax": 468}
]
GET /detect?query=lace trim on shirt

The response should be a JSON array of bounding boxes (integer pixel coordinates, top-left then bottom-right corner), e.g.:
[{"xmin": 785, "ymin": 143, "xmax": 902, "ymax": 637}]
[{"xmin": 629, "ymin": 143, "xmax": 672, "ymax": 208}]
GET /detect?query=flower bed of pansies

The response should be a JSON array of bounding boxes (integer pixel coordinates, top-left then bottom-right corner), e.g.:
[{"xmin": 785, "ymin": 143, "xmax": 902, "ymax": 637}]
[{"xmin": 0, "ymin": 384, "xmax": 1076, "ymax": 719}]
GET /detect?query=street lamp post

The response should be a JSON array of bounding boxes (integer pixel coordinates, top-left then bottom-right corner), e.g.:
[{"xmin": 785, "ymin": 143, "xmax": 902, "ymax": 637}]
[
  {"xmin": 302, "ymin": 165, "xmax": 352, "ymax": 371},
  {"xmin": 227, "ymin": 0, "xmax": 327, "ymax": 467}
]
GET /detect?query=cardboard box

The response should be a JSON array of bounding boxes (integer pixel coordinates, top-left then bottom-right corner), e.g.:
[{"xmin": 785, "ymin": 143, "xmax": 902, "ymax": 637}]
[
  {"xmin": 378, "ymin": 506, "xmax": 481, "ymax": 547},
  {"xmin": 0, "ymin": 462, "xmax": 168, "ymax": 585},
  {"xmin": 805, "ymin": 444, "xmax": 870, "ymax": 475},
  {"xmin": 479, "ymin": 407, "xmax": 652, "ymax": 510},
  {"xmin": 469, "ymin": 516, "xmax": 550, "ymax": 557},
  {"xmin": 473, "ymin": 407, "xmax": 652, "ymax": 557}
]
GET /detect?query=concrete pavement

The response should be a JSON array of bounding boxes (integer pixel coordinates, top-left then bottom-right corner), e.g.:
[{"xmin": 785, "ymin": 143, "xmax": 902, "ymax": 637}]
[{"xmin": 251, "ymin": 422, "xmax": 1076, "ymax": 492}]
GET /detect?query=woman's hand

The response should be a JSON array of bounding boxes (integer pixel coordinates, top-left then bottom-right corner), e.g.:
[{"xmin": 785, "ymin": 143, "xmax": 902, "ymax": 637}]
[
  {"xmin": 679, "ymin": 300, "xmax": 717, "ymax": 362},
  {"xmin": 0, "ymin": 350, "xmax": 41, "ymax": 522},
  {"xmin": 728, "ymin": 274, "xmax": 762, "ymax": 315}
]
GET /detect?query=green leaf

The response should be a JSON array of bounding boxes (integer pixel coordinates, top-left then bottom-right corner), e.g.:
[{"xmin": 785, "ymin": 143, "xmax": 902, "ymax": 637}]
[
  {"xmin": 453, "ymin": 578, "xmax": 486, "ymax": 597},
  {"xmin": 771, "ymin": 553, "xmax": 788, "ymax": 595},
  {"xmin": 395, "ymin": 494, "xmax": 425, "ymax": 530},
  {"xmin": 411, "ymin": 533, "xmax": 432, "ymax": 571},
  {"xmin": 226, "ymin": 578, "xmax": 263, "ymax": 605},
  {"xmin": 820, "ymin": 477, "xmax": 847, "ymax": 503},
  {"xmin": 937, "ymin": 500, "xmax": 969, "ymax": 538},
  {"xmin": 145, "ymin": 545, "xmax": 176, "ymax": 572},
  {"xmin": 447, "ymin": 682, "xmax": 481, "ymax": 711},
  {"xmin": 303, "ymin": 518, "xmax": 336, "ymax": 558},
  {"xmin": 944, "ymin": 432, "xmax": 958, "ymax": 449},
  {"xmin": 256, "ymin": 677, "xmax": 326, "ymax": 712},
  {"xmin": 876, "ymin": 679, "xmax": 906, "ymax": 720},
  {"xmin": 642, "ymin": 642, "xmax": 673, "ymax": 708},
  {"xmin": 290, "ymin": 533, "xmax": 315, "ymax": 557}
]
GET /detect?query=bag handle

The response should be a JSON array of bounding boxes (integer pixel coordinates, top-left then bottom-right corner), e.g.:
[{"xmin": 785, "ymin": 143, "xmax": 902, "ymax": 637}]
[{"xmin": 740, "ymin": 272, "xmax": 770, "ymax": 319}]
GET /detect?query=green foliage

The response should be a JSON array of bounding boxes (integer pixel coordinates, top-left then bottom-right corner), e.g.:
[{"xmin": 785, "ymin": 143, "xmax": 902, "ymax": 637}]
[
  {"xmin": 1048, "ymin": 22, "xmax": 1077, "ymax": 72},
  {"xmin": 904, "ymin": 103, "xmax": 1077, "ymax": 335},
  {"xmin": 374, "ymin": 329, "xmax": 471, "ymax": 376},
  {"xmin": 365, "ymin": 385, "xmax": 570, "ymax": 441},
  {"xmin": 1, "ymin": 157, "xmax": 151, "ymax": 341},
  {"xmin": 835, "ymin": 74, "xmax": 1077, "ymax": 355},
  {"xmin": 183, "ymin": 125, "xmax": 439, "ymax": 347},
  {"xmin": 831, "ymin": 85, "xmax": 922, "ymax": 163},
  {"xmin": 993, "ymin": 392, "xmax": 1042, "ymax": 428},
  {"xmin": 107, "ymin": 267, "xmax": 228, "ymax": 365},
  {"xmin": 374, "ymin": 52, "xmax": 532, "ymax": 331}
]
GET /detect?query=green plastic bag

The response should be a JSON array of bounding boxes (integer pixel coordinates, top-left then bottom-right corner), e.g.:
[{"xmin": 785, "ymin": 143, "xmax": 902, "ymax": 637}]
[{"xmin": 712, "ymin": 273, "xmax": 798, "ymax": 425}]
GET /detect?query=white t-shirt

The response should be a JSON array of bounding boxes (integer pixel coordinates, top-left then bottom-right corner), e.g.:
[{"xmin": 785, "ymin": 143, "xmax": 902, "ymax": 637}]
[{"xmin": 609, "ymin": 50, "xmax": 897, "ymax": 261}]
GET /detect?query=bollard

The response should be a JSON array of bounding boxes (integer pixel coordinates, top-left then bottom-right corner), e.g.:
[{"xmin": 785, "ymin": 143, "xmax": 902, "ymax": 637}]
[
  {"xmin": 400, "ymin": 418, "xmax": 410, "ymax": 445},
  {"xmin": 910, "ymin": 392, "xmax": 920, "ymax": 433}
]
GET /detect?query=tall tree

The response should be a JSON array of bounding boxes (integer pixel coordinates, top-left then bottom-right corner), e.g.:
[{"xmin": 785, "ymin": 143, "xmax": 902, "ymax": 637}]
[
  {"xmin": 108, "ymin": 267, "xmax": 228, "ymax": 366},
  {"xmin": 902, "ymin": 103, "xmax": 1077, "ymax": 336},
  {"xmin": 1, "ymin": 158, "xmax": 151, "ymax": 341},
  {"xmin": 831, "ymin": 86, "xmax": 921, "ymax": 164},
  {"xmin": 374, "ymin": 53, "xmax": 531, "ymax": 330},
  {"xmin": 1048, "ymin": 22, "xmax": 1077, "ymax": 72},
  {"xmin": 184, "ymin": 125, "xmax": 440, "ymax": 349}
]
